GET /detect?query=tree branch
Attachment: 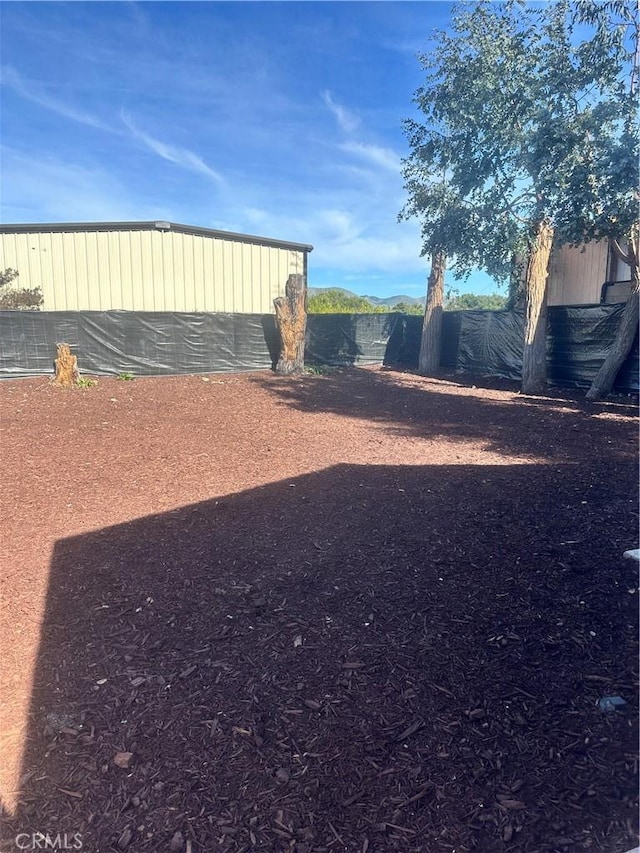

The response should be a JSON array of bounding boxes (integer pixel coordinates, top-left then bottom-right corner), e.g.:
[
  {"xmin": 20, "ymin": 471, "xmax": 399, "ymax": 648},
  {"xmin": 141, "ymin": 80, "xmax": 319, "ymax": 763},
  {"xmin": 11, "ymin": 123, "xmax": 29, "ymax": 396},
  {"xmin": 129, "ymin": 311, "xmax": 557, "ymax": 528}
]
[{"xmin": 611, "ymin": 238, "xmax": 632, "ymax": 266}]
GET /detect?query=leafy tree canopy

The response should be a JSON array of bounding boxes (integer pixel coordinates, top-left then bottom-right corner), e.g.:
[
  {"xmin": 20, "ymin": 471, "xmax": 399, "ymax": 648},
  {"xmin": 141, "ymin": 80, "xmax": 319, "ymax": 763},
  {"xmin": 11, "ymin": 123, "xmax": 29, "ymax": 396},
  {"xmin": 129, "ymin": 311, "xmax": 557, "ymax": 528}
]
[
  {"xmin": 307, "ymin": 289, "xmax": 387, "ymax": 314},
  {"xmin": 444, "ymin": 292, "xmax": 508, "ymax": 311},
  {"xmin": 564, "ymin": 0, "xmax": 639, "ymax": 250},
  {"xmin": 306, "ymin": 288, "xmax": 507, "ymax": 315},
  {"xmin": 390, "ymin": 301, "xmax": 424, "ymax": 315},
  {"xmin": 0, "ymin": 268, "xmax": 44, "ymax": 310},
  {"xmin": 401, "ymin": 0, "xmax": 639, "ymax": 281}
]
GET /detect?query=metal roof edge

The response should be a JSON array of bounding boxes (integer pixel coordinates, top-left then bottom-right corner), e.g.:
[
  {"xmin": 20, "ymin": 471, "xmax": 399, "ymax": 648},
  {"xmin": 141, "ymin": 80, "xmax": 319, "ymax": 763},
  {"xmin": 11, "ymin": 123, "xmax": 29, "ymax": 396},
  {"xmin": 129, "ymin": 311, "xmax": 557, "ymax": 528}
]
[{"xmin": 0, "ymin": 220, "xmax": 314, "ymax": 253}]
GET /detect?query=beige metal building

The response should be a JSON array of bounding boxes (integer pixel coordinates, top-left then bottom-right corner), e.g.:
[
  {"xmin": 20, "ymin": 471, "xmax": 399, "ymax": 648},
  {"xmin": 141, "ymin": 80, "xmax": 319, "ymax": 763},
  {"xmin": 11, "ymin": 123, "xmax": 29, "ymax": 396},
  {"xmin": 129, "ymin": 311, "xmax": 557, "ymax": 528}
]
[
  {"xmin": 0, "ymin": 221, "xmax": 313, "ymax": 313},
  {"xmin": 547, "ymin": 239, "xmax": 631, "ymax": 306}
]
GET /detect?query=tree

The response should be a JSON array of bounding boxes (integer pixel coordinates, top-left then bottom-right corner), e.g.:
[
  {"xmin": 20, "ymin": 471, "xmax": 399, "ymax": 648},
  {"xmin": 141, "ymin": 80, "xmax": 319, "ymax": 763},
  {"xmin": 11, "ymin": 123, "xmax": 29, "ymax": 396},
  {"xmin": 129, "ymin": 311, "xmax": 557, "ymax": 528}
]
[
  {"xmin": 400, "ymin": 131, "xmax": 475, "ymax": 376},
  {"xmin": 568, "ymin": 0, "xmax": 639, "ymax": 400},
  {"xmin": 0, "ymin": 268, "xmax": 44, "ymax": 310},
  {"xmin": 585, "ymin": 228, "xmax": 639, "ymax": 399},
  {"xmin": 307, "ymin": 289, "xmax": 384, "ymax": 314},
  {"xmin": 391, "ymin": 301, "xmax": 424, "ymax": 315},
  {"xmin": 402, "ymin": 0, "xmax": 637, "ymax": 394},
  {"xmin": 444, "ymin": 293, "xmax": 508, "ymax": 311},
  {"xmin": 416, "ymin": 251, "xmax": 447, "ymax": 374}
]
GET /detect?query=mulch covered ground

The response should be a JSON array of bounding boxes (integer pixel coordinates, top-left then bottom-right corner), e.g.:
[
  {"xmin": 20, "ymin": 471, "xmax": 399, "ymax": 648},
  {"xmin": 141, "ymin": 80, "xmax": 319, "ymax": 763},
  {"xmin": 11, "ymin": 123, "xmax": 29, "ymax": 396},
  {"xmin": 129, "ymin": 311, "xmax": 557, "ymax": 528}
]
[{"xmin": 0, "ymin": 366, "xmax": 638, "ymax": 853}]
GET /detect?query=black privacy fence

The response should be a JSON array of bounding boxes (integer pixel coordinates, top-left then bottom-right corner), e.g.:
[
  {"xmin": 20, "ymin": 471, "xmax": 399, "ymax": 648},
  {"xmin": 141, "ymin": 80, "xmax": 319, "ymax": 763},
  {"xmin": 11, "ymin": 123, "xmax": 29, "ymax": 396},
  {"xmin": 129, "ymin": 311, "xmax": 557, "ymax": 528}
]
[{"xmin": 0, "ymin": 305, "xmax": 637, "ymax": 392}]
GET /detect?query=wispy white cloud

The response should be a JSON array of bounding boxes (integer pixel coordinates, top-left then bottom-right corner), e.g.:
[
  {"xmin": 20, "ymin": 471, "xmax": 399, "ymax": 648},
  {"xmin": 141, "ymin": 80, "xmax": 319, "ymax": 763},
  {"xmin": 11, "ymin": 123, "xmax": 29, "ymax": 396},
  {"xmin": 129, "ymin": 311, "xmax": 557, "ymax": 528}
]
[
  {"xmin": 325, "ymin": 226, "xmax": 426, "ymax": 273},
  {"xmin": 339, "ymin": 140, "xmax": 402, "ymax": 173},
  {"xmin": 321, "ymin": 90, "xmax": 360, "ymax": 135},
  {"xmin": 240, "ymin": 202, "xmax": 425, "ymax": 276},
  {"xmin": 0, "ymin": 146, "xmax": 173, "ymax": 222},
  {"xmin": 2, "ymin": 66, "xmax": 226, "ymax": 189},
  {"xmin": 1, "ymin": 64, "xmax": 112, "ymax": 131},
  {"xmin": 120, "ymin": 112, "xmax": 225, "ymax": 185},
  {"xmin": 0, "ymin": 2, "xmax": 503, "ymax": 298}
]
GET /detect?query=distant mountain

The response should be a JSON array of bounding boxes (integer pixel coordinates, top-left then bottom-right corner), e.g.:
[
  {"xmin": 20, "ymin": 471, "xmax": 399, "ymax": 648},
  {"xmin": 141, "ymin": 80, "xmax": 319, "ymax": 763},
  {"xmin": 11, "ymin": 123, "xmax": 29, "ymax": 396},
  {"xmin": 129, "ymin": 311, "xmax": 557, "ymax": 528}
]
[
  {"xmin": 307, "ymin": 286, "xmax": 508, "ymax": 313},
  {"xmin": 363, "ymin": 293, "xmax": 426, "ymax": 308},
  {"xmin": 307, "ymin": 287, "xmax": 425, "ymax": 308},
  {"xmin": 308, "ymin": 286, "xmax": 356, "ymax": 299}
]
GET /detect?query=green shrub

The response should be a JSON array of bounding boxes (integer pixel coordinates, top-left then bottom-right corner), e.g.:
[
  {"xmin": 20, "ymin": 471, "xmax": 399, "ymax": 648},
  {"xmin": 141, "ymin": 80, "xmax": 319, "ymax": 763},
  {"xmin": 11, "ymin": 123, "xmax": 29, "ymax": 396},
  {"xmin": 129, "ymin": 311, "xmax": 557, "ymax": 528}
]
[{"xmin": 0, "ymin": 268, "xmax": 44, "ymax": 310}]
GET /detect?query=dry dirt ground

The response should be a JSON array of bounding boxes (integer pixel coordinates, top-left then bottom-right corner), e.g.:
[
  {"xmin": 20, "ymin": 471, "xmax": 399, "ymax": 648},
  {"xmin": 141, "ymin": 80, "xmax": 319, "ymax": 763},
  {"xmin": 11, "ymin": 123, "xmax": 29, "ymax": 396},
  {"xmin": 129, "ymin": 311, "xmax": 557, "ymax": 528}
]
[{"xmin": 0, "ymin": 366, "xmax": 638, "ymax": 853}]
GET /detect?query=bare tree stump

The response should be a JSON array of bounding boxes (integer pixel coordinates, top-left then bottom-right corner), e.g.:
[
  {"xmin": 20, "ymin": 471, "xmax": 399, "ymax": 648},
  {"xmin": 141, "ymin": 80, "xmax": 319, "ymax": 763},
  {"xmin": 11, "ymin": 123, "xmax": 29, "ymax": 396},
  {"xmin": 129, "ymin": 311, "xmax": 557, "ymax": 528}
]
[
  {"xmin": 53, "ymin": 343, "xmax": 79, "ymax": 387},
  {"xmin": 274, "ymin": 274, "xmax": 307, "ymax": 375}
]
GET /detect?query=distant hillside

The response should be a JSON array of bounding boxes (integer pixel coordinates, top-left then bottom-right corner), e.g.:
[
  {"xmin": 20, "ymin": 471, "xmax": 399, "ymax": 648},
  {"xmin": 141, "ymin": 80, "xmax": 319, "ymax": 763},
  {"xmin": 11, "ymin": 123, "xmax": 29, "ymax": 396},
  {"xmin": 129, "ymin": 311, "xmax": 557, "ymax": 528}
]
[
  {"xmin": 363, "ymin": 293, "xmax": 426, "ymax": 308},
  {"xmin": 308, "ymin": 286, "xmax": 358, "ymax": 300},
  {"xmin": 307, "ymin": 287, "xmax": 425, "ymax": 308},
  {"xmin": 307, "ymin": 287, "xmax": 507, "ymax": 313}
]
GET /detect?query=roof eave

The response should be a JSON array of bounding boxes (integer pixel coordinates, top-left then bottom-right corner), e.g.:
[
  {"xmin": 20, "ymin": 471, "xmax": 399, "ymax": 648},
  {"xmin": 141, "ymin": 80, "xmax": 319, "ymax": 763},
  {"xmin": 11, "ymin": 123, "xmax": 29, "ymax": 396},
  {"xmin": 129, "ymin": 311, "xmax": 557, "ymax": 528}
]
[{"xmin": 0, "ymin": 220, "xmax": 314, "ymax": 253}]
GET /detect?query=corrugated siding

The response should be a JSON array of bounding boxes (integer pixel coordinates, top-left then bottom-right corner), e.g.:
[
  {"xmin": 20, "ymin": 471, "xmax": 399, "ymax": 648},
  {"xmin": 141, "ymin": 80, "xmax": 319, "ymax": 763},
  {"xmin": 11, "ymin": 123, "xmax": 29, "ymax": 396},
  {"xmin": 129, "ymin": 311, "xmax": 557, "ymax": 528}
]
[
  {"xmin": 0, "ymin": 228, "xmax": 305, "ymax": 313},
  {"xmin": 547, "ymin": 241, "xmax": 608, "ymax": 306}
]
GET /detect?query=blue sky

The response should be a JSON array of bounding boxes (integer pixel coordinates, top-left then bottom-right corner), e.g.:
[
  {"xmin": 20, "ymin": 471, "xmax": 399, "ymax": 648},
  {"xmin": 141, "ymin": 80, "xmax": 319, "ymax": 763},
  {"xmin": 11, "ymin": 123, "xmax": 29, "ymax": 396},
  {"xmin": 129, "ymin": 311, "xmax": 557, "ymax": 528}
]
[{"xmin": 1, "ymin": 1, "xmax": 500, "ymax": 299}]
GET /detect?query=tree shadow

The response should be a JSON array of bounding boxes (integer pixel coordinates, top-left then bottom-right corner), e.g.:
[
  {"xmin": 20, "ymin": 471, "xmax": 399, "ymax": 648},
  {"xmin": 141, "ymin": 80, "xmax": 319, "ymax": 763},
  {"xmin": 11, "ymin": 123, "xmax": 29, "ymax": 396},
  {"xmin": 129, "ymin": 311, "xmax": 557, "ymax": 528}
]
[
  {"xmin": 2, "ymin": 460, "xmax": 638, "ymax": 851},
  {"xmin": 252, "ymin": 367, "xmax": 638, "ymax": 464},
  {"xmin": 259, "ymin": 315, "xmax": 279, "ymax": 369},
  {"xmin": 306, "ymin": 314, "xmax": 381, "ymax": 367},
  {"xmin": 264, "ymin": 313, "xmax": 402, "ymax": 371},
  {"xmin": 380, "ymin": 308, "xmax": 639, "ymax": 393}
]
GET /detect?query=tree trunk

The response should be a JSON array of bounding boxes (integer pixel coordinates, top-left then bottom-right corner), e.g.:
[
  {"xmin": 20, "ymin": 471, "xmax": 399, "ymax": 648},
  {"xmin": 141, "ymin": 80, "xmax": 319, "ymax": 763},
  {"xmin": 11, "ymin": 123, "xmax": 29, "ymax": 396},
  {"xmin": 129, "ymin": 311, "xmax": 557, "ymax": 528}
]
[
  {"xmin": 506, "ymin": 251, "xmax": 526, "ymax": 310},
  {"xmin": 53, "ymin": 343, "xmax": 79, "ymax": 387},
  {"xmin": 521, "ymin": 220, "xmax": 554, "ymax": 395},
  {"xmin": 586, "ymin": 227, "xmax": 640, "ymax": 401},
  {"xmin": 418, "ymin": 251, "xmax": 446, "ymax": 375},
  {"xmin": 274, "ymin": 274, "xmax": 307, "ymax": 375}
]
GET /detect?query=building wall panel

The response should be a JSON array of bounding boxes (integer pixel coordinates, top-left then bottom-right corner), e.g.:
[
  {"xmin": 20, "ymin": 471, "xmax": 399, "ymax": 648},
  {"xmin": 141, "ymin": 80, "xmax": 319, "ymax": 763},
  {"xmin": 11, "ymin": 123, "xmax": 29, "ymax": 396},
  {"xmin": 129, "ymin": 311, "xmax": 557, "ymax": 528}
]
[
  {"xmin": 53, "ymin": 233, "xmax": 71, "ymax": 309},
  {"xmin": 79, "ymin": 231, "xmax": 90, "ymax": 311},
  {"xmin": 0, "ymin": 224, "xmax": 308, "ymax": 313},
  {"xmin": 208, "ymin": 239, "xmax": 219, "ymax": 312},
  {"xmin": 239, "ymin": 241, "xmax": 248, "ymax": 313},
  {"xmin": 547, "ymin": 241, "xmax": 609, "ymax": 306},
  {"xmin": 95, "ymin": 232, "xmax": 112, "ymax": 310},
  {"xmin": 118, "ymin": 231, "xmax": 133, "ymax": 310}
]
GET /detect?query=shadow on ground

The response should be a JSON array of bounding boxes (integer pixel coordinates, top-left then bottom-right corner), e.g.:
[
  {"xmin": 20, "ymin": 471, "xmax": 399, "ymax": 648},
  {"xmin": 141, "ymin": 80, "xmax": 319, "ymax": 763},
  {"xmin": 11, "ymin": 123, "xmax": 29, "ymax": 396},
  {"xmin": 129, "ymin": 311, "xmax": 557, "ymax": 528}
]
[
  {"xmin": 251, "ymin": 367, "xmax": 639, "ymax": 465},
  {"xmin": 2, "ymin": 458, "xmax": 638, "ymax": 852}
]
